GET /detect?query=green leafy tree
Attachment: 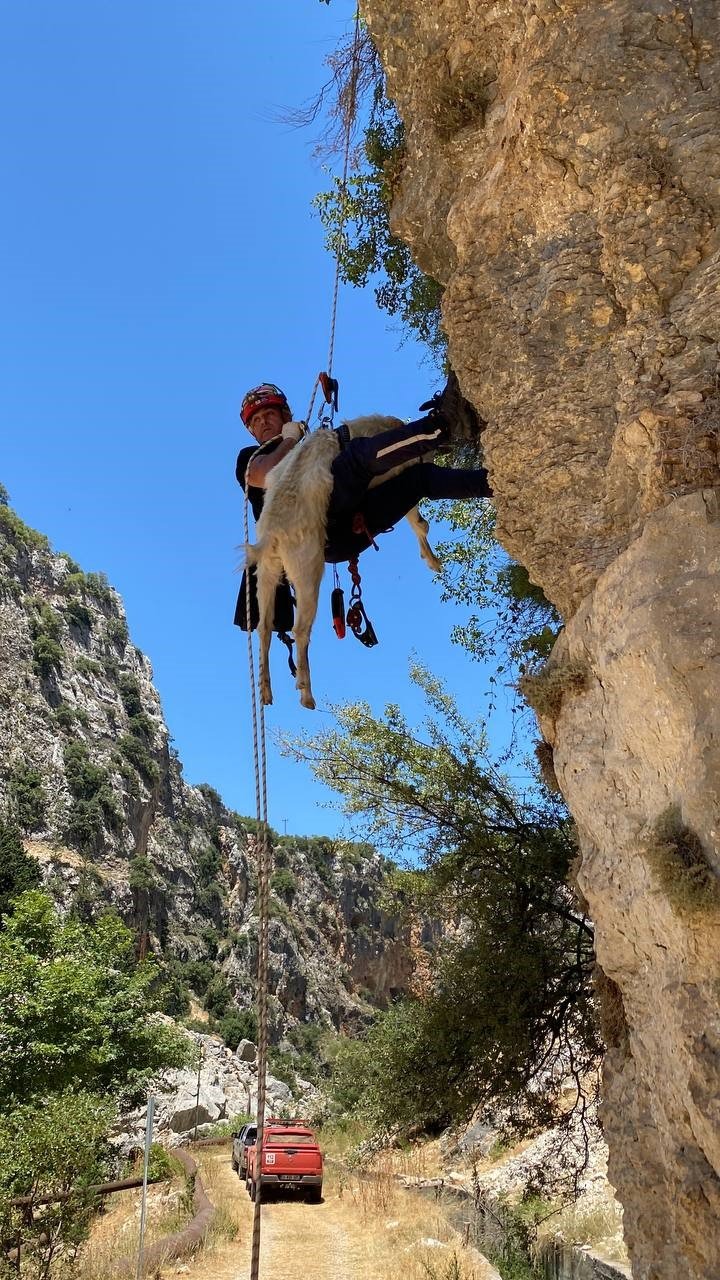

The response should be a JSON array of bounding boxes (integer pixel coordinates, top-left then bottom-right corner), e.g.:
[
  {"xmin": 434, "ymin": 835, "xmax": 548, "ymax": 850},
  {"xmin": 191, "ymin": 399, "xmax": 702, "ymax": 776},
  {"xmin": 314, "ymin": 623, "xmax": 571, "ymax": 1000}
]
[
  {"xmin": 283, "ymin": 668, "xmax": 599, "ymax": 1138},
  {"xmin": 0, "ymin": 891, "xmax": 190, "ymax": 1107},
  {"xmin": 217, "ymin": 1008, "xmax": 258, "ymax": 1051},
  {"xmin": 0, "ymin": 1091, "xmax": 113, "ymax": 1277},
  {"xmin": 0, "ymin": 820, "xmax": 41, "ymax": 923},
  {"xmin": 8, "ymin": 763, "xmax": 46, "ymax": 834}
]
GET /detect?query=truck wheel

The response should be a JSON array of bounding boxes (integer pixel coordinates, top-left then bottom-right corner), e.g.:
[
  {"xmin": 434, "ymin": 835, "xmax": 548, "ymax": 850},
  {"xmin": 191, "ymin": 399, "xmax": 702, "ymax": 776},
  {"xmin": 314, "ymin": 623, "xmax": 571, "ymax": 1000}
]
[
  {"xmin": 306, "ymin": 1187, "xmax": 322, "ymax": 1204},
  {"xmin": 231, "ymin": 1155, "xmax": 239, "ymax": 1172},
  {"xmin": 250, "ymin": 1179, "xmax": 257, "ymax": 1202}
]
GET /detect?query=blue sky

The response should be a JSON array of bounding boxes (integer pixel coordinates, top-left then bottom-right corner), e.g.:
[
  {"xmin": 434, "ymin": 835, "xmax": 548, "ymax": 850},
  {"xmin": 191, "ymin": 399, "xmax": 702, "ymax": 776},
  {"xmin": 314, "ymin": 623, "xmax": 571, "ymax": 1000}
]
[{"xmin": 1, "ymin": 2, "xmax": 522, "ymax": 837}]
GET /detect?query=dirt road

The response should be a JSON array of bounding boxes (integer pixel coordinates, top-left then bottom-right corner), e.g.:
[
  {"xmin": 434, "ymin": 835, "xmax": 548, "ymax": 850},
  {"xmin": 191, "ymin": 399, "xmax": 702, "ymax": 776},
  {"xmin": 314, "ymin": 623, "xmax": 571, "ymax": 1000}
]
[{"xmin": 167, "ymin": 1147, "xmax": 499, "ymax": 1280}]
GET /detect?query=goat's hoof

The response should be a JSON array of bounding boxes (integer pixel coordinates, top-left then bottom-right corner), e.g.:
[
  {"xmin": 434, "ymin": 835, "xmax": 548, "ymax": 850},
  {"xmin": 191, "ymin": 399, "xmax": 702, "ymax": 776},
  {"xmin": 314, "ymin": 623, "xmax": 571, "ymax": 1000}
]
[
  {"xmin": 425, "ymin": 553, "xmax": 442, "ymax": 573},
  {"xmin": 300, "ymin": 692, "xmax": 316, "ymax": 711},
  {"xmin": 260, "ymin": 685, "xmax": 273, "ymax": 706}
]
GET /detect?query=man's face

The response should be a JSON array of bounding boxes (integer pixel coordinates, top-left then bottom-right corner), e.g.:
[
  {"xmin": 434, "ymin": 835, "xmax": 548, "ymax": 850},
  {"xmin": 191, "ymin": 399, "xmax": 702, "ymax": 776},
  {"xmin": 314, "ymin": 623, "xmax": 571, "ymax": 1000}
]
[{"xmin": 248, "ymin": 406, "xmax": 284, "ymax": 444}]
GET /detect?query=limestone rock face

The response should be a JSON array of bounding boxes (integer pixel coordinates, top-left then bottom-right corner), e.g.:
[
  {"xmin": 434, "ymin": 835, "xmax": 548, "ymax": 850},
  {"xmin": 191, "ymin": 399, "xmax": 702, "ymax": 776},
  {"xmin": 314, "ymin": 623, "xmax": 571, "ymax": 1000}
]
[{"xmin": 362, "ymin": 2, "xmax": 720, "ymax": 1275}]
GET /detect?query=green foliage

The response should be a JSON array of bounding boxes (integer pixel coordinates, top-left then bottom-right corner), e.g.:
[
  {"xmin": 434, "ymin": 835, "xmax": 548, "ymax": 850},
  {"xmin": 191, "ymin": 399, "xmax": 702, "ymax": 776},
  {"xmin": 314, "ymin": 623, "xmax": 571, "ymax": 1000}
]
[
  {"xmin": 106, "ymin": 615, "xmax": 129, "ymax": 649},
  {"xmin": 53, "ymin": 701, "xmax": 76, "ymax": 731},
  {"xmin": 0, "ymin": 502, "xmax": 51, "ymax": 553},
  {"xmin": 32, "ymin": 632, "xmax": 64, "ymax": 679},
  {"xmin": 197, "ymin": 782, "xmax": 223, "ymax": 807},
  {"xmin": 269, "ymin": 1048, "xmax": 298, "ymax": 1093},
  {"xmin": 0, "ymin": 820, "xmax": 42, "ymax": 923},
  {"xmin": 118, "ymin": 672, "xmax": 143, "ymax": 717},
  {"xmin": 182, "ymin": 958, "xmax": 214, "ymax": 996},
  {"xmin": 196, "ymin": 844, "xmax": 222, "ymax": 885},
  {"xmin": 158, "ymin": 961, "xmax": 191, "ymax": 1019},
  {"xmin": 315, "ymin": 91, "xmax": 446, "ymax": 356},
  {"xmin": 63, "ymin": 741, "xmax": 120, "ymax": 851},
  {"xmin": 128, "ymin": 855, "xmax": 155, "ymax": 892},
  {"xmin": 64, "ymin": 596, "xmax": 93, "ymax": 630},
  {"xmin": 284, "ymin": 669, "xmax": 599, "ymax": 1138},
  {"xmin": 0, "ymin": 1090, "xmax": 114, "ymax": 1274},
  {"xmin": 435, "ymin": 501, "xmax": 560, "ymax": 679},
  {"xmin": 204, "ymin": 974, "xmax": 232, "ymax": 1018},
  {"xmin": 118, "ymin": 732, "xmax": 159, "ymax": 785},
  {"xmin": 0, "ymin": 483, "xmax": 9, "ymax": 506},
  {"xmin": 271, "ymin": 866, "xmax": 297, "ymax": 902},
  {"xmin": 0, "ymin": 891, "xmax": 190, "ymax": 1107},
  {"xmin": 75, "ymin": 656, "xmax": 102, "ymax": 677},
  {"xmin": 145, "ymin": 1142, "xmax": 177, "ymax": 1182},
  {"xmin": 217, "ymin": 1008, "xmax": 258, "ymax": 1051},
  {"xmin": 8, "ymin": 762, "xmax": 46, "ymax": 833}
]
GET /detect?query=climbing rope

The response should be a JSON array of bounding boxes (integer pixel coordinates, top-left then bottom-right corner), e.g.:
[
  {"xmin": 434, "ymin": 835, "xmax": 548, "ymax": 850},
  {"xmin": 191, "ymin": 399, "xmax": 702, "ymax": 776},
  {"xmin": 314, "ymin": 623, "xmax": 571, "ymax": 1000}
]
[
  {"xmin": 305, "ymin": 7, "xmax": 363, "ymax": 427},
  {"xmin": 242, "ymin": 459, "xmax": 272, "ymax": 1280},
  {"xmin": 243, "ymin": 15, "xmax": 364, "ymax": 1278}
]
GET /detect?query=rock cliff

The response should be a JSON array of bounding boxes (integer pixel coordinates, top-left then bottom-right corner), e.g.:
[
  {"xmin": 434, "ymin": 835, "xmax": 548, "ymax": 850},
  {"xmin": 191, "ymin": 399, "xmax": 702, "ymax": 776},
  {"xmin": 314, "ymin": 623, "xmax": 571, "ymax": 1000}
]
[
  {"xmin": 0, "ymin": 499, "xmax": 422, "ymax": 1047},
  {"xmin": 361, "ymin": 3, "xmax": 720, "ymax": 1277}
]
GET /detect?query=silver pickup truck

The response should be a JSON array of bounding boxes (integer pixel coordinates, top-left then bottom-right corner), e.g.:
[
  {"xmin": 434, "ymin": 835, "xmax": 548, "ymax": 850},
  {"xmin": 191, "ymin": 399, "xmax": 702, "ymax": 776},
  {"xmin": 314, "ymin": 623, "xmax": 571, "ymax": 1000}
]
[{"xmin": 231, "ymin": 1123, "xmax": 258, "ymax": 1179}]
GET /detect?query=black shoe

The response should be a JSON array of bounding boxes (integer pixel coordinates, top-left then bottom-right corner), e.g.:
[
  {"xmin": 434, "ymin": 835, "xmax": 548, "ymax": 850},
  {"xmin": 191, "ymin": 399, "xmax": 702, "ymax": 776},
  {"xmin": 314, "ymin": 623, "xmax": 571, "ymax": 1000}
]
[{"xmin": 419, "ymin": 370, "xmax": 484, "ymax": 440}]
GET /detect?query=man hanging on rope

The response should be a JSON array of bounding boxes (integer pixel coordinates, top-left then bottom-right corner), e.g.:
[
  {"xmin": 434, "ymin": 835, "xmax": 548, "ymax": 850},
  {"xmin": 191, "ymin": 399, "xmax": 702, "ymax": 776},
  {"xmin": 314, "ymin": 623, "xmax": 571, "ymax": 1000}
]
[{"xmin": 234, "ymin": 376, "xmax": 492, "ymax": 600}]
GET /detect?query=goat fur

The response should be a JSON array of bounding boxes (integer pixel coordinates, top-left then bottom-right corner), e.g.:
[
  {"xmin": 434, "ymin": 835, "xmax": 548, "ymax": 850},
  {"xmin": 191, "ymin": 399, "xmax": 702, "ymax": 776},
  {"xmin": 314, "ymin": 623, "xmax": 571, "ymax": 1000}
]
[{"xmin": 246, "ymin": 415, "xmax": 441, "ymax": 710}]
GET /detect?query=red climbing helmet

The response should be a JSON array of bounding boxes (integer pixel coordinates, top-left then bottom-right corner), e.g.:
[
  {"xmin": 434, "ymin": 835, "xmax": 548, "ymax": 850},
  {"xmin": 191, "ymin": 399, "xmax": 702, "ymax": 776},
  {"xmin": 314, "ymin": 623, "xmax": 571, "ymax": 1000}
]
[{"xmin": 240, "ymin": 383, "xmax": 291, "ymax": 427}]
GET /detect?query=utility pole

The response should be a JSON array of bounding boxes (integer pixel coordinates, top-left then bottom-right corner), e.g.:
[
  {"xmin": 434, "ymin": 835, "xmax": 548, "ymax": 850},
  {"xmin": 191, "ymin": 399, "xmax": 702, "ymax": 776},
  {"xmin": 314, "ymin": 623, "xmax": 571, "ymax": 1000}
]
[
  {"xmin": 193, "ymin": 1045, "xmax": 204, "ymax": 1143},
  {"xmin": 135, "ymin": 1096, "xmax": 155, "ymax": 1280}
]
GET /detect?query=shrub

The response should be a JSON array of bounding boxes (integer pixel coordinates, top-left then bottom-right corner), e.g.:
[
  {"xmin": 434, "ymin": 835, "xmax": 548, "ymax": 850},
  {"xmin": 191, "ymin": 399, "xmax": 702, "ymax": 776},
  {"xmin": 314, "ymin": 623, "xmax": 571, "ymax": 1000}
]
[
  {"xmin": 64, "ymin": 597, "xmax": 93, "ymax": 630},
  {"xmin": 196, "ymin": 845, "xmax": 222, "ymax": 884},
  {"xmin": 118, "ymin": 673, "xmax": 143, "ymax": 717},
  {"xmin": 128, "ymin": 855, "xmax": 155, "ymax": 892},
  {"xmin": 75, "ymin": 656, "xmax": 102, "ymax": 678},
  {"xmin": 32, "ymin": 633, "xmax": 63, "ymax": 678},
  {"xmin": 54, "ymin": 702, "xmax": 76, "ymax": 731},
  {"xmin": 182, "ymin": 958, "xmax": 214, "ymax": 996},
  {"xmin": 118, "ymin": 733, "xmax": 159, "ymax": 785},
  {"xmin": 0, "ymin": 504, "xmax": 51, "ymax": 552},
  {"xmin": 218, "ymin": 1009, "xmax": 257, "ymax": 1051},
  {"xmin": 106, "ymin": 615, "xmax": 129, "ymax": 649},
  {"xmin": 518, "ymin": 658, "xmax": 589, "ymax": 720},
  {"xmin": 204, "ymin": 974, "xmax": 232, "ymax": 1018},
  {"xmin": 8, "ymin": 762, "xmax": 46, "ymax": 833},
  {"xmin": 644, "ymin": 806, "xmax": 720, "ymax": 916},
  {"xmin": 197, "ymin": 782, "xmax": 223, "ymax": 807},
  {"xmin": 127, "ymin": 711, "xmax": 155, "ymax": 742},
  {"xmin": 431, "ymin": 69, "xmax": 494, "ymax": 138},
  {"xmin": 271, "ymin": 867, "xmax": 297, "ymax": 902},
  {"xmin": 63, "ymin": 742, "xmax": 120, "ymax": 851}
]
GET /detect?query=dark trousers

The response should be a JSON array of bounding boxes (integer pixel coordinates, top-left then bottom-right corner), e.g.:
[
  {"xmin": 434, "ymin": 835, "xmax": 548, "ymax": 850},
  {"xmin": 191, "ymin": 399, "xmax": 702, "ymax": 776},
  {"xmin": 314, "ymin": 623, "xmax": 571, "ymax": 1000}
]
[{"xmin": 325, "ymin": 416, "xmax": 491, "ymax": 563}]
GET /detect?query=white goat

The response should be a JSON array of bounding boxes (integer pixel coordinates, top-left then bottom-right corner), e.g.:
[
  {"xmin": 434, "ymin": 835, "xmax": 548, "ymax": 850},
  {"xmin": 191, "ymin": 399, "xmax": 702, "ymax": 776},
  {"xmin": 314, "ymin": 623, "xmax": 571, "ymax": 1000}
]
[{"xmin": 245, "ymin": 415, "xmax": 441, "ymax": 710}]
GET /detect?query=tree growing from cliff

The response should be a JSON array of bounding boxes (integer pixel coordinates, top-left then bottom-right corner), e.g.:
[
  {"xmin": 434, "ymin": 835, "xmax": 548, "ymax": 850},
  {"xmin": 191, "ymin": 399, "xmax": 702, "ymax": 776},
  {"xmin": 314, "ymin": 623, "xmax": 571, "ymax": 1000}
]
[
  {"xmin": 281, "ymin": 667, "xmax": 600, "ymax": 1139},
  {"xmin": 0, "ymin": 819, "xmax": 41, "ymax": 923}
]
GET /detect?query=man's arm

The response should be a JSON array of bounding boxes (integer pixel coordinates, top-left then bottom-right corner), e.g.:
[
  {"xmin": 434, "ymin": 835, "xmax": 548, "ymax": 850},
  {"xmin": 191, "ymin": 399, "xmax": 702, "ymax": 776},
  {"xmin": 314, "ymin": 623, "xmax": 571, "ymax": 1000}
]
[{"xmin": 246, "ymin": 423, "xmax": 304, "ymax": 489}]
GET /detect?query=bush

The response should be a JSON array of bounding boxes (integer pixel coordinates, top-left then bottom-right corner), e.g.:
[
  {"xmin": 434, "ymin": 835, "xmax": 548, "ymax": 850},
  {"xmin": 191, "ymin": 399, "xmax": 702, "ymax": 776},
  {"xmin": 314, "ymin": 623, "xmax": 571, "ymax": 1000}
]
[
  {"xmin": 204, "ymin": 974, "xmax": 232, "ymax": 1018},
  {"xmin": 8, "ymin": 762, "xmax": 46, "ymax": 833},
  {"xmin": 118, "ymin": 733, "xmax": 159, "ymax": 785},
  {"xmin": 182, "ymin": 958, "xmax": 214, "ymax": 996},
  {"xmin": 118, "ymin": 673, "xmax": 143, "ymax": 717},
  {"xmin": 63, "ymin": 742, "xmax": 120, "ymax": 851},
  {"xmin": 0, "ymin": 504, "xmax": 51, "ymax": 552},
  {"xmin": 197, "ymin": 845, "xmax": 222, "ymax": 884},
  {"xmin": 128, "ymin": 855, "xmax": 155, "ymax": 892},
  {"xmin": 518, "ymin": 658, "xmax": 589, "ymax": 720},
  {"xmin": 106, "ymin": 615, "xmax": 129, "ymax": 649},
  {"xmin": 644, "ymin": 806, "xmax": 720, "ymax": 916},
  {"xmin": 32, "ymin": 632, "xmax": 63, "ymax": 678},
  {"xmin": 64, "ymin": 597, "xmax": 93, "ymax": 630},
  {"xmin": 54, "ymin": 702, "xmax": 76, "ymax": 731},
  {"xmin": 271, "ymin": 867, "xmax": 297, "ymax": 902},
  {"xmin": 217, "ymin": 1008, "xmax": 258, "ymax": 1051}
]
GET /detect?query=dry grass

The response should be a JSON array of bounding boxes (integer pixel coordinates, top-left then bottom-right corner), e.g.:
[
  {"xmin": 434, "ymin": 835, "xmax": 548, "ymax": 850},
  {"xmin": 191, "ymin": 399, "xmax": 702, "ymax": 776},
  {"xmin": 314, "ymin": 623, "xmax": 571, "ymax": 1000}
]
[
  {"xmin": 519, "ymin": 659, "xmax": 589, "ymax": 721},
  {"xmin": 431, "ymin": 72, "xmax": 494, "ymax": 139},
  {"xmin": 76, "ymin": 1179, "xmax": 191, "ymax": 1279},
  {"xmin": 535, "ymin": 740, "xmax": 561, "ymax": 794},
  {"xmin": 537, "ymin": 1189, "xmax": 628, "ymax": 1267},
  {"xmin": 644, "ymin": 806, "xmax": 720, "ymax": 916}
]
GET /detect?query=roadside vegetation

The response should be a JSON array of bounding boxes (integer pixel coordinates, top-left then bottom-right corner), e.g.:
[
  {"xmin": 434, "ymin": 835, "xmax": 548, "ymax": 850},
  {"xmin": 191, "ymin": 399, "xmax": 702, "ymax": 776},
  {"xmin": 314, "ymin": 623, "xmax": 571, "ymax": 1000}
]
[{"xmin": 0, "ymin": 820, "xmax": 192, "ymax": 1278}]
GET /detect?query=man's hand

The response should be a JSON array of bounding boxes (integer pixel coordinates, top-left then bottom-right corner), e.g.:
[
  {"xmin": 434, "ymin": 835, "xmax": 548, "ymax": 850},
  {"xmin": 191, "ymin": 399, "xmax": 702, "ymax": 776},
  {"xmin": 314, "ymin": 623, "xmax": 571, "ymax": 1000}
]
[{"xmin": 281, "ymin": 421, "xmax": 306, "ymax": 443}]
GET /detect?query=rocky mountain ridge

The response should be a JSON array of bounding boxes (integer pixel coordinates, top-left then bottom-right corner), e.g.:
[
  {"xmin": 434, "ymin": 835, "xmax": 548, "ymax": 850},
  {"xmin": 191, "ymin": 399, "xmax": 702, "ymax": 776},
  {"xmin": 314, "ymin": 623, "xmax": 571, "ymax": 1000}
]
[{"xmin": 0, "ymin": 495, "xmax": 428, "ymax": 1044}]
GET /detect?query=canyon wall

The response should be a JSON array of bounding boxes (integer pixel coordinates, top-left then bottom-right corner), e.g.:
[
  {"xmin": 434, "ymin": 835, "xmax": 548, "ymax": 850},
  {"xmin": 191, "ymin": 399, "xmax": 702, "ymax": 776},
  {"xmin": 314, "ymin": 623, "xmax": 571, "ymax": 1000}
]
[{"xmin": 361, "ymin": 3, "xmax": 720, "ymax": 1276}]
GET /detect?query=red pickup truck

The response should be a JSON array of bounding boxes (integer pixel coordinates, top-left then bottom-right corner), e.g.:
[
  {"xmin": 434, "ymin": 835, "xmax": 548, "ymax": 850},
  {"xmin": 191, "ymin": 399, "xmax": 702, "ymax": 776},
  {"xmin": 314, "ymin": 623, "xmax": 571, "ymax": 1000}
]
[{"xmin": 245, "ymin": 1122, "xmax": 323, "ymax": 1203}]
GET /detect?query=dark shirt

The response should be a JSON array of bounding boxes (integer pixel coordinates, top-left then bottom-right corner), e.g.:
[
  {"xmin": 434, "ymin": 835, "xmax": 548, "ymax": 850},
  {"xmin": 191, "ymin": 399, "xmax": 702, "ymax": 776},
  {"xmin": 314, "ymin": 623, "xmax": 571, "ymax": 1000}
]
[{"xmin": 235, "ymin": 440, "xmax": 283, "ymax": 522}]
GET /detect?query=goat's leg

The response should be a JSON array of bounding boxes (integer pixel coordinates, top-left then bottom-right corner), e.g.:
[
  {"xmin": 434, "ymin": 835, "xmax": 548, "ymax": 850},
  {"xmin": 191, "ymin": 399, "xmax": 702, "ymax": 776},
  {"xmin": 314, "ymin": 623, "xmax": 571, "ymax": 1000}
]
[
  {"xmin": 255, "ymin": 552, "xmax": 283, "ymax": 706},
  {"xmin": 284, "ymin": 549, "xmax": 325, "ymax": 711},
  {"xmin": 404, "ymin": 505, "xmax": 442, "ymax": 573}
]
